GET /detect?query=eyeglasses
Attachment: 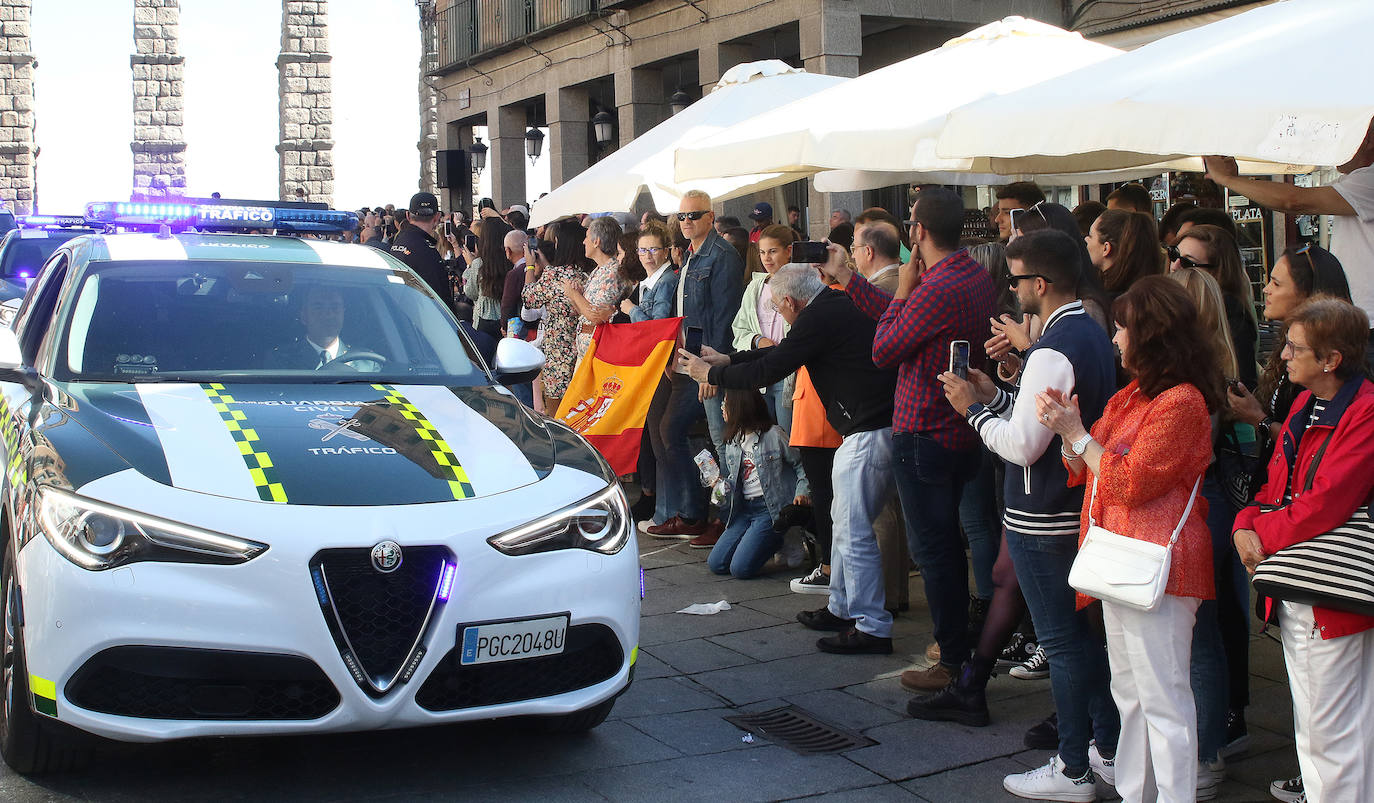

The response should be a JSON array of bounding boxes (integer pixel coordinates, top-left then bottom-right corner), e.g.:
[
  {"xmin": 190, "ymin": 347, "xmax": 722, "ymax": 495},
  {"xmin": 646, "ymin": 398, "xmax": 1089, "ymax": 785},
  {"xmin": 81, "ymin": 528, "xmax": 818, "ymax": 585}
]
[
  {"xmin": 675, "ymin": 210, "xmax": 711, "ymax": 222},
  {"xmin": 1283, "ymin": 338, "xmax": 1315, "ymax": 355},
  {"xmin": 1007, "ymin": 273, "xmax": 1054, "ymax": 285},
  {"xmin": 1027, "ymin": 200, "xmax": 1049, "ymax": 223},
  {"xmin": 1166, "ymin": 245, "xmax": 1212, "ymax": 269},
  {"xmin": 636, "ymin": 247, "xmax": 665, "ymax": 255},
  {"xmin": 851, "ymin": 243, "xmax": 871, "ymax": 254}
]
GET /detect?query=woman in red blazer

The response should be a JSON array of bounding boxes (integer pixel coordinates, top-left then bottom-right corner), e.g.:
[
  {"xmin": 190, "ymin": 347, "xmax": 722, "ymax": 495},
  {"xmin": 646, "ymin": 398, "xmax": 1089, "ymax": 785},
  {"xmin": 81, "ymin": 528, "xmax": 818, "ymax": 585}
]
[{"xmin": 1232, "ymin": 297, "xmax": 1374, "ymax": 803}]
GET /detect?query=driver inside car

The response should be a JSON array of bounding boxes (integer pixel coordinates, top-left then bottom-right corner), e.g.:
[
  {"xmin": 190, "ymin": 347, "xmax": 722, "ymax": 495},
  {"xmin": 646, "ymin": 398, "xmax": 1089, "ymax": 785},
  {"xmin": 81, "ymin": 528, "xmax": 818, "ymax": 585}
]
[{"xmin": 267, "ymin": 285, "xmax": 380, "ymax": 372}]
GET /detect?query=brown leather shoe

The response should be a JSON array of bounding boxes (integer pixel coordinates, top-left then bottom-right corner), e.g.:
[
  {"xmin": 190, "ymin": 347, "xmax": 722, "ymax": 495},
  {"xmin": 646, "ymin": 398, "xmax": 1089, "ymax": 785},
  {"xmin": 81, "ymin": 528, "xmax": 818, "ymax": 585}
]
[
  {"xmin": 901, "ymin": 663, "xmax": 953, "ymax": 693},
  {"xmin": 688, "ymin": 520, "xmax": 724, "ymax": 549},
  {"xmin": 647, "ymin": 516, "xmax": 707, "ymax": 538}
]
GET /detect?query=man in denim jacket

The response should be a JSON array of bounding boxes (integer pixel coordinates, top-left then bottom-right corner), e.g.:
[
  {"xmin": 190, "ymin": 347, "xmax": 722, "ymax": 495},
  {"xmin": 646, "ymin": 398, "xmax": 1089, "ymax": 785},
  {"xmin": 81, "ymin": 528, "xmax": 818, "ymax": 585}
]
[{"xmin": 644, "ymin": 189, "xmax": 745, "ymax": 540}]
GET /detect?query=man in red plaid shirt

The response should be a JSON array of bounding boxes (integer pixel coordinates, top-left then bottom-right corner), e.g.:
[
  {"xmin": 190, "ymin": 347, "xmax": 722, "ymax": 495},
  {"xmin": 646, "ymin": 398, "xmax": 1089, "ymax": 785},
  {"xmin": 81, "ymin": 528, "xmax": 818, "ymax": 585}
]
[{"xmin": 821, "ymin": 187, "xmax": 998, "ymax": 693}]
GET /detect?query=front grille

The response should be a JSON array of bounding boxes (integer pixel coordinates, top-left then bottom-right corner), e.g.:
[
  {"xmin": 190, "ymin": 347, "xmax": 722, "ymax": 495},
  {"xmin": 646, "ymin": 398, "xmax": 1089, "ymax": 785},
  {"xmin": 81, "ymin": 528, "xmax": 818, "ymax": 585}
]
[
  {"xmin": 415, "ymin": 623, "xmax": 623, "ymax": 711},
  {"xmin": 312, "ymin": 546, "xmax": 450, "ymax": 695},
  {"xmin": 66, "ymin": 646, "xmax": 339, "ymax": 720}
]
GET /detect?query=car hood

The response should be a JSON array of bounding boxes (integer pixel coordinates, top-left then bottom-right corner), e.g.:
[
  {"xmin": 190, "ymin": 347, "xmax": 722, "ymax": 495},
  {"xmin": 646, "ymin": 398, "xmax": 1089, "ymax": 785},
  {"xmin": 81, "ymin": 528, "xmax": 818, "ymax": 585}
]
[{"xmin": 56, "ymin": 382, "xmax": 558, "ymax": 505}]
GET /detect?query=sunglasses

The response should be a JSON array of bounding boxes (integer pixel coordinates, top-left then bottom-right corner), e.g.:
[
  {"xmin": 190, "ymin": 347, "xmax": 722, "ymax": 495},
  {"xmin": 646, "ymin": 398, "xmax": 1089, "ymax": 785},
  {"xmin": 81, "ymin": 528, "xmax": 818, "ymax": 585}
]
[
  {"xmin": 1007, "ymin": 273, "xmax": 1054, "ymax": 285},
  {"xmin": 1295, "ymin": 242, "xmax": 1318, "ymax": 274},
  {"xmin": 1166, "ymin": 245, "xmax": 1212, "ymax": 269},
  {"xmin": 636, "ymin": 247, "xmax": 665, "ymax": 255},
  {"xmin": 675, "ymin": 210, "xmax": 711, "ymax": 222}
]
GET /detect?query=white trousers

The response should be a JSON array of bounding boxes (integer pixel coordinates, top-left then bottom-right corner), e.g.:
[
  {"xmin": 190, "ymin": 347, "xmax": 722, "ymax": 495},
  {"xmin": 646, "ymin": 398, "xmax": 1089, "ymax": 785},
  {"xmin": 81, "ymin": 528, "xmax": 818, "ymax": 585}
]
[
  {"xmin": 1280, "ymin": 601, "xmax": 1374, "ymax": 803},
  {"xmin": 1103, "ymin": 595, "xmax": 1200, "ymax": 803}
]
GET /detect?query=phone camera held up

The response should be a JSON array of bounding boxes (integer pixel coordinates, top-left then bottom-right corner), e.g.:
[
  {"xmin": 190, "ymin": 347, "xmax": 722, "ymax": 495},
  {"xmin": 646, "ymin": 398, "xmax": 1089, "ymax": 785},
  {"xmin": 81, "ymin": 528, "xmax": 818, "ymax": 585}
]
[
  {"xmin": 791, "ymin": 241, "xmax": 828, "ymax": 265},
  {"xmin": 949, "ymin": 340, "xmax": 970, "ymax": 380},
  {"xmin": 684, "ymin": 326, "xmax": 704, "ymax": 357}
]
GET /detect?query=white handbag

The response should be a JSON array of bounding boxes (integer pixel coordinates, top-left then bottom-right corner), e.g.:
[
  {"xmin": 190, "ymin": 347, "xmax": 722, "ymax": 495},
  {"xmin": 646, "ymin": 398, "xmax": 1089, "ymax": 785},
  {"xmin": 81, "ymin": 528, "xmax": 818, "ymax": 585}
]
[{"xmin": 1068, "ymin": 474, "xmax": 1202, "ymax": 612}]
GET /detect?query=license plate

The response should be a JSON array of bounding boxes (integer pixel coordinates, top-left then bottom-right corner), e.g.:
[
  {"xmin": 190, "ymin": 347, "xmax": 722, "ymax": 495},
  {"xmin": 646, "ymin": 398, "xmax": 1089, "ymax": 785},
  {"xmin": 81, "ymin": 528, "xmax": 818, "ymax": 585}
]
[{"xmin": 459, "ymin": 614, "xmax": 568, "ymax": 665}]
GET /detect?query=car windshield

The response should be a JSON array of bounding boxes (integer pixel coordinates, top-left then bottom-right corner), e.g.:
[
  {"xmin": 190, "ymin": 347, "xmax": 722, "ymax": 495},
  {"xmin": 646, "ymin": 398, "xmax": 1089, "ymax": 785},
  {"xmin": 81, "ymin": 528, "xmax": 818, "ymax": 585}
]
[{"xmin": 52, "ymin": 259, "xmax": 486, "ymax": 385}]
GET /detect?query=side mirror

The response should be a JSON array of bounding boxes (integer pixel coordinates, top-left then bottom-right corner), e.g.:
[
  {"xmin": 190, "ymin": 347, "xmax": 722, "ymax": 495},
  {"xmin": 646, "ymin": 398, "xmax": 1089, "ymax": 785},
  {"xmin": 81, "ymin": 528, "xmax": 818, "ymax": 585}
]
[{"xmin": 492, "ymin": 337, "xmax": 544, "ymax": 385}]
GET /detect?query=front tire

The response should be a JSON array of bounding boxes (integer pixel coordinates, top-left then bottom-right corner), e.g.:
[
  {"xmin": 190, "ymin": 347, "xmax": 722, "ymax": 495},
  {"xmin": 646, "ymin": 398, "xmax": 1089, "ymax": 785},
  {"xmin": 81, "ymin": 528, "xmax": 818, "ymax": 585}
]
[{"xmin": 1, "ymin": 540, "xmax": 87, "ymax": 774}]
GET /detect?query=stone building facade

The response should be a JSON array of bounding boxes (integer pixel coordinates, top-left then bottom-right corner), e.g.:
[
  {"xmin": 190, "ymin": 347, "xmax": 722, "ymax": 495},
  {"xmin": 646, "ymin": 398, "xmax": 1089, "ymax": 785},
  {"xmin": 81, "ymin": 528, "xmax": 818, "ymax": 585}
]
[
  {"xmin": 422, "ymin": 0, "xmax": 1063, "ymax": 235},
  {"xmin": 276, "ymin": 0, "xmax": 334, "ymax": 204},
  {"xmin": 130, "ymin": 0, "xmax": 187, "ymax": 199},
  {"xmin": 0, "ymin": 0, "xmax": 34, "ymax": 214}
]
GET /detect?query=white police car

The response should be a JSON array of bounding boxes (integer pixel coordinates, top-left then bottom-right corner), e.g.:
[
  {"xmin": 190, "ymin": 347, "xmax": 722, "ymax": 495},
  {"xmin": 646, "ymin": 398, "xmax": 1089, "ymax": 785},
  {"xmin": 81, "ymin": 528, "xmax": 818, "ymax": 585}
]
[
  {"xmin": 0, "ymin": 216, "xmax": 99, "ymax": 306},
  {"xmin": 0, "ymin": 201, "xmax": 639, "ymax": 773}
]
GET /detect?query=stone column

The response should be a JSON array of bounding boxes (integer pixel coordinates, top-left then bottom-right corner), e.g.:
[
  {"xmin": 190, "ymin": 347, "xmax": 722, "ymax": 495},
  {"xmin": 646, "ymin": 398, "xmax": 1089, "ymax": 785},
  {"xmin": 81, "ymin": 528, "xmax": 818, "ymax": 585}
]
[
  {"xmin": 0, "ymin": 0, "xmax": 33, "ymax": 214},
  {"xmin": 487, "ymin": 104, "xmax": 525, "ymax": 209},
  {"xmin": 546, "ymin": 85, "xmax": 588, "ymax": 190},
  {"xmin": 130, "ymin": 0, "xmax": 187, "ymax": 200},
  {"xmin": 614, "ymin": 66, "xmax": 664, "ymax": 148},
  {"xmin": 698, "ymin": 42, "xmax": 752, "ymax": 97},
  {"xmin": 801, "ymin": 7, "xmax": 861, "ymax": 239},
  {"xmin": 277, "ymin": 0, "xmax": 334, "ymax": 205},
  {"xmin": 417, "ymin": 3, "xmax": 439, "ymax": 195}
]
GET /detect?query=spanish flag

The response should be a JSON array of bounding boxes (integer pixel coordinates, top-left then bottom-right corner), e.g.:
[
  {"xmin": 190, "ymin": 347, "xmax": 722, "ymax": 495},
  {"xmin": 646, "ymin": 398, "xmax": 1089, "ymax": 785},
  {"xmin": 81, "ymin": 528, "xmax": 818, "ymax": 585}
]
[{"xmin": 556, "ymin": 317, "xmax": 683, "ymax": 475}]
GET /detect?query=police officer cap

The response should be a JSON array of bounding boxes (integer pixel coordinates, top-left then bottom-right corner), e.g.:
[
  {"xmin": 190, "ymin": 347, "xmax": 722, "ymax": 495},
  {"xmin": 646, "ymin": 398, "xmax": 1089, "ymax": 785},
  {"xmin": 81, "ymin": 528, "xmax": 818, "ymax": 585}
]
[{"xmin": 409, "ymin": 192, "xmax": 440, "ymax": 217}]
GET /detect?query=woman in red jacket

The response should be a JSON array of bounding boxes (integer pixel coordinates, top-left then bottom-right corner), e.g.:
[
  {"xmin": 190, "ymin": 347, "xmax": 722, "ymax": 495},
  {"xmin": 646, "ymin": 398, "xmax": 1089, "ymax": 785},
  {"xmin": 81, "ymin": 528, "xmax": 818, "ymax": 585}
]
[
  {"xmin": 1232, "ymin": 297, "xmax": 1374, "ymax": 803},
  {"xmin": 1037, "ymin": 276, "xmax": 1221, "ymax": 802}
]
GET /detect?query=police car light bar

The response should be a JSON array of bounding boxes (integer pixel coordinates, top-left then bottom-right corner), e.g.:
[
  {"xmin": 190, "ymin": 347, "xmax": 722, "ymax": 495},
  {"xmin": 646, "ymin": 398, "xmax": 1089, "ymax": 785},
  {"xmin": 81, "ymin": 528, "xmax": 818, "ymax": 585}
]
[
  {"xmin": 17, "ymin": 214, "xmax": 89, "ymax": 228},
  {"xmin": 83, "ymin": 202, "xmax": 358, "ymax": 234}
]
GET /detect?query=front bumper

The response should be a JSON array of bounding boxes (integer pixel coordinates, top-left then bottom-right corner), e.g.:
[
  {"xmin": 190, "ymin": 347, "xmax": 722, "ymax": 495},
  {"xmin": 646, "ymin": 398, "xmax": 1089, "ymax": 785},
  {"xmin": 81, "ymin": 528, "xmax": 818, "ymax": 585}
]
[{"xmin": 16, "ymin": 467, "xmax": 640, "ymax": 742}]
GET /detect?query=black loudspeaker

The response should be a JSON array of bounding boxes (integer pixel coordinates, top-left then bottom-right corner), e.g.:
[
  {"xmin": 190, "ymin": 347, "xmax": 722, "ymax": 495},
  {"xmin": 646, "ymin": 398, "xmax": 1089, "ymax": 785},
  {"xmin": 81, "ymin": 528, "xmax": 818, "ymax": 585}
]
[{"xmin": 436, "ymin": 149, "xmax": 468, "ymax": 189}]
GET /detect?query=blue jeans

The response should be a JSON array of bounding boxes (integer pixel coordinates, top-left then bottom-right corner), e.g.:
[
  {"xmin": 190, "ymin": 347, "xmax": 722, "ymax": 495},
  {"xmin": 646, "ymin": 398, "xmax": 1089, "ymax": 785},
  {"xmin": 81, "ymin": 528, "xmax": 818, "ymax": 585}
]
[
  {"xmin": 763, "ymin": 380, "xmax": 794, "ymax": 434},
  {"xmin": 958, "ymin": 448, "xmax": 1000, "ymax": 600},
  {"xmin": 1191, "ymin": 474, "xmax": 1246, "ymax": 761},
  {"xmin": 828, "ymin": 428, "xmax": 895, "ymax": 638},
  {"xmin": 647, "ymin": 374, "xmax": 706, "ymax": 523},
  {"xmin": 707, "ymin": 496, "xmax": 779, "ymax": 579},
  {"xmin": 892, "ymin": 433, "xmax": 981, "ymax": 666},
  {"xmin": 1005, "ymin": 529, "xmax": 1120, "ymax": 774}
]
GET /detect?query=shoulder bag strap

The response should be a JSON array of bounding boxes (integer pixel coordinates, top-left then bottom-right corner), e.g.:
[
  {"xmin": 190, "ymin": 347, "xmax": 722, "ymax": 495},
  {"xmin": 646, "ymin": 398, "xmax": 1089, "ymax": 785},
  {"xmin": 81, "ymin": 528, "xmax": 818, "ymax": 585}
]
[
  {"xmin": 1301, "ymin": 427, "xmax": 1338, "ymax": 493},
  {"xmin": 1166, "ymin": 475, "xmax": 1203, "ymax": 548}
]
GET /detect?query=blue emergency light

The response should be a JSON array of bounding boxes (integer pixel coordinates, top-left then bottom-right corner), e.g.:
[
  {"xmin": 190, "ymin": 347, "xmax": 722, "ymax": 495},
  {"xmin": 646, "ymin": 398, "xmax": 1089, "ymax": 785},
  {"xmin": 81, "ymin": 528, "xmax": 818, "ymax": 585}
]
[
  {"xmin": 17, "ymin": 214, "xmax": 90, "ymax": 228},
  {"xmin": 83, "ymin": 201, "xmax": 358, "ymax": 234}
]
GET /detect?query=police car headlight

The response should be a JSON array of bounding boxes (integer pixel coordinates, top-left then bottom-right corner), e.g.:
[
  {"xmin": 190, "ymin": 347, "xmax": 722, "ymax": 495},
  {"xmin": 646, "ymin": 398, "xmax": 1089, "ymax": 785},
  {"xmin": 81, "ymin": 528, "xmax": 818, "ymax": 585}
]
[
  {"xmin": 37, "ymin": 487, "xmax": 269, "ymax": 571},
  {"xmin": 487, "ymin": 484, "xmax": 631, "ymax": 557}
]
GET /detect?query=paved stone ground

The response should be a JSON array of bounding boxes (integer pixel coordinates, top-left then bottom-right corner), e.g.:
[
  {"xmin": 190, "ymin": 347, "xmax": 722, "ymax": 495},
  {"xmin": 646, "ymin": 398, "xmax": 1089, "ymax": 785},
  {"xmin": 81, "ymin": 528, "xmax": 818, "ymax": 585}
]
[{"xmin": 0, "ymin": 530, "xmax": 1299, "ymax": 801}]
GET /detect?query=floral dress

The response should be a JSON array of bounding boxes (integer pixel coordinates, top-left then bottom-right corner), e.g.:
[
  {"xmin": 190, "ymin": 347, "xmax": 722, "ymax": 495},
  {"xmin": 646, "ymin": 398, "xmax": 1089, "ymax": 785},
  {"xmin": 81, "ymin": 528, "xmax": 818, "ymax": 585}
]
[
  {"xmin": 521, "ymin": 264, "xmax": 586, "ymax": 400},
  {"xmin": 575, "ymin": 259, "xmax": 629, "ymax": 359}
]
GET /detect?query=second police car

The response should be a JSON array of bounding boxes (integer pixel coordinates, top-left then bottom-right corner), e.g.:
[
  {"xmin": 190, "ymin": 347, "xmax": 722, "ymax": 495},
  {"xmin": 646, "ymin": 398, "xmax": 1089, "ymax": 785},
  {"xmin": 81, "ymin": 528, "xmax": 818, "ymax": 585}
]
[{"xmin": 0, "ymin": 201, "xmax": 640, "ymax": 773}]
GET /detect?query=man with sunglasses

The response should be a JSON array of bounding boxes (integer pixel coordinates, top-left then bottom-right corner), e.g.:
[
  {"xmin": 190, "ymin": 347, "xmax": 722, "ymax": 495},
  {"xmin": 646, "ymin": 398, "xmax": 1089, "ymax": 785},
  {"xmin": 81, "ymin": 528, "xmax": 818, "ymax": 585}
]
[
  {"xmin": 644, "ymin": 190, "xmax": 745, "ymax": 540},
  {"xmin": 931, "ymin": 229, "xmax": 1119, "ymax": 802},
  {"xmin": 1207, "ymin": 118, "xmax": 1374, "ymax": 368}
]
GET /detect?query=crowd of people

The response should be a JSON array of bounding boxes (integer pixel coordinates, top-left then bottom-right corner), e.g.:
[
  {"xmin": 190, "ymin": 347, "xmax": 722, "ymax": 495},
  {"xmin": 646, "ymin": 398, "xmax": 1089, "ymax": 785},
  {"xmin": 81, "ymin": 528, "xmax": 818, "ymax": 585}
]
[{"xmin": 348, "ymin": 119, "xmax": 1374, "ymax": 803}]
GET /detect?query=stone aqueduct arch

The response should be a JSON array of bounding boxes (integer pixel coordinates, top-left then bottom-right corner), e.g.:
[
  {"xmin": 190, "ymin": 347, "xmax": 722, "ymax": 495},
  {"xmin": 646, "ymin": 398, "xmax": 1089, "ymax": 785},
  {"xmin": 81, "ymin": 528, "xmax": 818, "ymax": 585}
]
[{"xmin": 0, "ymin": 0, "xmax": 335, "ymax": 215}]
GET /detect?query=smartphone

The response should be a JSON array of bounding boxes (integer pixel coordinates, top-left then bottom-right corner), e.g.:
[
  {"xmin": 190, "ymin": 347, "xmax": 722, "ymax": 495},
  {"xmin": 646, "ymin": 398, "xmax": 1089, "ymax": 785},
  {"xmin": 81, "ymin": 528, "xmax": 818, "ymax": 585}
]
[
  {"xmin": 527, "ymin": 234, "xmax": 538, "ymax": 254},
  {"xmin": 1008, "ymin": 207, "xmax": 1025, "ymax": 234},
  {"xmin": 443, "ymin": 220, "xmax": 453, "ymax": 238},
  {"xmin": 464, "ymin": 233, "xmax": 479, "ymax": 252},
  {"xmin": 684, "ymin": 326, "xmax": 704, "ymax": 357},
  {"xmin": 949, "ymin": 340, "xmax": 970, "ymax": 380},
  {"xmin": 791, "ymin": 240, "xmax": 828, "ymax": 264}
]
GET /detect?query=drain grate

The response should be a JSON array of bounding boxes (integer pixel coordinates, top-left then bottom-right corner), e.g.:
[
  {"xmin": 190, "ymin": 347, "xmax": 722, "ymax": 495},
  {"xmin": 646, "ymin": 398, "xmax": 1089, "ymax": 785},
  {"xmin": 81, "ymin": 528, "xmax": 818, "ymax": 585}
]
[{"xmin": 724, "ymin": 705, "xmax": 877, "ymax": 755}]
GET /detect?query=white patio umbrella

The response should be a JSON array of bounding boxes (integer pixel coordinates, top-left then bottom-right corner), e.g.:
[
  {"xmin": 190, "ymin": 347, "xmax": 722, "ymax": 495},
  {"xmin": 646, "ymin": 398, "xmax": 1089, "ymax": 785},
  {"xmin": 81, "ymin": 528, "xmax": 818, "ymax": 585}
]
[
  {"xmin": 528, "ymin": 61, "xmax": 845, "ymax": 227},
  {"xmin": 673, "ymin": 17, "xmax": 1122, "ymax": 184},
  {"xmin": 937, "ymin": 0, "xmax": 1373, "ymax": 173}
]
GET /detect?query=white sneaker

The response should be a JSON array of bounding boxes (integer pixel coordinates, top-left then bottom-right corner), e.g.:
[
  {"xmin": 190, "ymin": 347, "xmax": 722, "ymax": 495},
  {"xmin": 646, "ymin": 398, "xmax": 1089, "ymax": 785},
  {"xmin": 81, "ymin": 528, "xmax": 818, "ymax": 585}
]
[
  {"xmin": 636, "ymin": 520, "xmax": 655, "ymax": 534},
  {"xmin": 1197, "ymin": 758, "xmax": 1225, "ymax": 801},
  {"xmin": 1003, "ymin": 755, "xmax": 1097, "ymax": 803},
  {"xmin": 1270, "ymin": 776, "xmax": 1304, "ymax": 803},
  {"xmin": 1088, "ymin": 741, "xmax": 1116, "ymax": 788}
]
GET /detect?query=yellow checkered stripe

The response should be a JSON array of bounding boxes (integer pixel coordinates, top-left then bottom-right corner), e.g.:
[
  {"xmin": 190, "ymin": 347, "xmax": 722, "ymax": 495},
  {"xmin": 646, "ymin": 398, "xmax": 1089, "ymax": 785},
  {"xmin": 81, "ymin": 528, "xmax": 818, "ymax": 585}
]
[
  {"xmin": 200, "ymin": 383, "xmax": 288, "ymax": 503},
  {"xmin": 0, "ymin": 394, "xmax": 25, "ymax": 488},
  {"xmin": 372, "ymin": 384, "xmax": 474, "ymax": 500}
]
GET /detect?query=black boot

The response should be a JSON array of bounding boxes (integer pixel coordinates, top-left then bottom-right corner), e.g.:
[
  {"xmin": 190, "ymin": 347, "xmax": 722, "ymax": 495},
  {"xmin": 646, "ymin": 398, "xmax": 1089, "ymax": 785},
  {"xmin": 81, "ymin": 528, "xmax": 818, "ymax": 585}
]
[{"xmin": 906, "ymin": 659, "xmax": 991, "ymax": 726}]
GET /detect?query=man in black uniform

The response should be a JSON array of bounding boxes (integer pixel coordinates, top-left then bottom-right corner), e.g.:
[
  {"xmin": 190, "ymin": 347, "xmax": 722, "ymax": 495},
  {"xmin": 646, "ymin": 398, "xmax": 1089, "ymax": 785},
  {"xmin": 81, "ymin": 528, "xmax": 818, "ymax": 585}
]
[{"xmin": 390, "ymin": 192, "xmax": 452, "ymax": 308}]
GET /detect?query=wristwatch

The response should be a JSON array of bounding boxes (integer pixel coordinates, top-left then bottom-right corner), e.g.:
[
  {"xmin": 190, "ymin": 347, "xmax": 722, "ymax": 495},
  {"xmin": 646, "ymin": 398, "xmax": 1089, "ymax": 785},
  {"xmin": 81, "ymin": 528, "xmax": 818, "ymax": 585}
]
[
  {"xmin": 1258, "ymin": 416, "xmax": 1275, "ymax": 432},
  {"xmin": 1069, "ymin": 433, "xmax": 1093, "ymax": 456}
]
